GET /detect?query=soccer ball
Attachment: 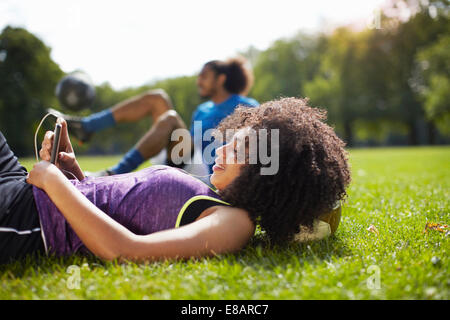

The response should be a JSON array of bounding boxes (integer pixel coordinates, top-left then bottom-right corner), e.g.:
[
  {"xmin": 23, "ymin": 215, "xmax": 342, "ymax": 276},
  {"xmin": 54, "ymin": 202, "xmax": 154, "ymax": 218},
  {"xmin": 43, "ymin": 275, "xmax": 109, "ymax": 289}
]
[{"xmin": 55, "ymin": 71, "xmax": 95, "ymax": 112}]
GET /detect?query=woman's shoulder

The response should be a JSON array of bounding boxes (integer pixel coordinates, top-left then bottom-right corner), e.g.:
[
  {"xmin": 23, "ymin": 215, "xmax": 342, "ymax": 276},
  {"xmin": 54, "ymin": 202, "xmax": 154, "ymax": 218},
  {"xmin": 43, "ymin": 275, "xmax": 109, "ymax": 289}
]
[
  {"xmin": 207, "ymin": 205, "xmax": 256, "ymax": 246},
  {"xmin": 209, "ymin": 205, "xmax": 255, "ymax": 233}
]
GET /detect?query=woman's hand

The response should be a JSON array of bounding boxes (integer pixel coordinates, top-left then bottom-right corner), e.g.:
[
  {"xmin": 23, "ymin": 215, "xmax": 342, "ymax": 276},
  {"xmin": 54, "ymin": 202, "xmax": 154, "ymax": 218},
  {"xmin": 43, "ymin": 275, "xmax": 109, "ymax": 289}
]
[
  {"xmin": 26, "ymin": 160, "xmax": 63, "ymax": 190},
  {"xmin": 40, "ymin": 118, "xmax": 76, "ymax": 169},
  {"xmin": 40, "ymin": 118, "xmax": 85, "ymax": 180}
]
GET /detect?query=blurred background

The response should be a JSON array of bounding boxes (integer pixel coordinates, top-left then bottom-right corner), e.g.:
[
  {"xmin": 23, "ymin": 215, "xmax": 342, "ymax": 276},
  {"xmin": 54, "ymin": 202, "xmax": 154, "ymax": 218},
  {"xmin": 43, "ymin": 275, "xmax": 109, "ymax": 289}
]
[{"xmin": 0, "ymin": 0, "xmax": 448, "ymax": 156}]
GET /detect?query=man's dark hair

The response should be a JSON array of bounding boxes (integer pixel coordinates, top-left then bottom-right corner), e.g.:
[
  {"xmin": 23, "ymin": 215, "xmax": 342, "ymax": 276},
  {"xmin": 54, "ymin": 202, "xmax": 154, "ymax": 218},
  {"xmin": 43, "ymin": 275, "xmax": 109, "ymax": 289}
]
[
  {"xmin": 216, "ymin": 97, "xmax": 351, "ymax": 244},
  {"xmin": 204, "ymin": 56, "xmax": 254, "ymax": 95}
]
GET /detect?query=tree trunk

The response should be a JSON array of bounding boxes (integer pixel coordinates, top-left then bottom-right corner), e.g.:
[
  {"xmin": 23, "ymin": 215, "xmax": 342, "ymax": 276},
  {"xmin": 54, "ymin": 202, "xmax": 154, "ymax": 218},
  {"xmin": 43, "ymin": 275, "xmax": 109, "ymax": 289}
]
[
  {"xmin": 427, "ymin": 121, "xmax": 437, "ymax": 145},
  {"xmin": 407, "ymin": 121, "xmax": 419, "ymax": 145},
  {"xmin": 344, "ymin": 122, "xmax": 353, "ymax": 147}
]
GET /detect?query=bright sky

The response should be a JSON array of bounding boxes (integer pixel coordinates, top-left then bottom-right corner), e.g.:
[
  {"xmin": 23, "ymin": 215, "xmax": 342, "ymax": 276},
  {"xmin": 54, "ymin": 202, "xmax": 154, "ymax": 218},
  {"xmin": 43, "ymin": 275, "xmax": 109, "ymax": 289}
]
[{"xmin": 1, "ymin": 0, "xmax": 386, "ymax": 90}]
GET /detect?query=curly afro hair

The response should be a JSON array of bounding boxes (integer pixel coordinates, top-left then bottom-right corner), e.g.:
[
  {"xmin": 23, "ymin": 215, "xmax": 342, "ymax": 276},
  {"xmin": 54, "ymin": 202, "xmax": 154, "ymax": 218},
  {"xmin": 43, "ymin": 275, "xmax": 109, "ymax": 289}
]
[
  {"xmin": 204, "ymin": 56, "xmax": 254, "ymax": 95},
  {"xmin": 215, "ymin": 97, "xmax": 351, "ymax": 244}
]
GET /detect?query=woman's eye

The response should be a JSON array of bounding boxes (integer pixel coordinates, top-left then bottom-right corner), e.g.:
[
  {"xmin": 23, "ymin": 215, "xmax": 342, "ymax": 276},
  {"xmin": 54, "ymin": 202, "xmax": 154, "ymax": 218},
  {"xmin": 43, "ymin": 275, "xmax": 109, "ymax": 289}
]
[{"xmin": 233, "ymin": 146, "xmax": 238, "ymax": 160}]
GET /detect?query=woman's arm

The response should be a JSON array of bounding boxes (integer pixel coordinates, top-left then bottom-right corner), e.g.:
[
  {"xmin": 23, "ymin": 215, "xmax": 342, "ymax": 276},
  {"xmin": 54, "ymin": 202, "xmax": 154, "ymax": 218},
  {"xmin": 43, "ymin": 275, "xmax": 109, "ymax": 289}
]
[
  {"xmin": 27, "ymin": 161, "xmax": 255, "ymax": 262},
  {"xmin": 28, "ymin": 161, "xmax": 132, "ymax": 260},
  {"xmin": 123, "ymin": 205, "xmax": 255, "ymax": 263}
]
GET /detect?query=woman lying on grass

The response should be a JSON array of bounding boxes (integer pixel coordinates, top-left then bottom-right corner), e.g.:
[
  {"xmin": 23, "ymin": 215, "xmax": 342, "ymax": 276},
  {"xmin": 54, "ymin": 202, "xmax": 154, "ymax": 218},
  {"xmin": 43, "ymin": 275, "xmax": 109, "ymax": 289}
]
[{"xmin": 0, "ymin": 98, "xmax": 351, "ymax": 264}]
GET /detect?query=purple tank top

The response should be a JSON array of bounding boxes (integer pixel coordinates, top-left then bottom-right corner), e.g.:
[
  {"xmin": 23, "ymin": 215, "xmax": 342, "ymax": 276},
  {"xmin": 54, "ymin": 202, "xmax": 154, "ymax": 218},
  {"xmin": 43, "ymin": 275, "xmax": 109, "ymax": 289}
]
[{"xmin": 32, "ymin": 165, "xmax": 229, "ymax": 256}]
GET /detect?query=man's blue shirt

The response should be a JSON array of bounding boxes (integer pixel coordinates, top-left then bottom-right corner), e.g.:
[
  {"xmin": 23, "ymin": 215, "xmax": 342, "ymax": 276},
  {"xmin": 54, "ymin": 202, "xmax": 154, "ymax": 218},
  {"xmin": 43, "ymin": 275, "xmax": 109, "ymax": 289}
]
[{"xmin": 189, "ymin": 94, "xmax": 259, "ymax": 173}]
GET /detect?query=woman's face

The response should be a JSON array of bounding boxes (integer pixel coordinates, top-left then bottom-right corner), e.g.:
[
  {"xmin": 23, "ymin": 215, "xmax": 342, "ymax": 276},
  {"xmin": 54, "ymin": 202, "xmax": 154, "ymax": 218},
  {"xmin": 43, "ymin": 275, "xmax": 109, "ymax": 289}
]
[{"xmin": 210, "ymin": 128, "xmax": 249, "ymax": 191}]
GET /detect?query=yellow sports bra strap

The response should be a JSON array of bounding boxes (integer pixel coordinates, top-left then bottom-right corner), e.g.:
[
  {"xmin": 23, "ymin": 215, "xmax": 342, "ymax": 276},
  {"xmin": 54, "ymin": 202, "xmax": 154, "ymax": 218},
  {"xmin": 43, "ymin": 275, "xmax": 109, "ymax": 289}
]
[{"xmin": 175, "ymin": 195, "xmax": 231, "ymax": 228}]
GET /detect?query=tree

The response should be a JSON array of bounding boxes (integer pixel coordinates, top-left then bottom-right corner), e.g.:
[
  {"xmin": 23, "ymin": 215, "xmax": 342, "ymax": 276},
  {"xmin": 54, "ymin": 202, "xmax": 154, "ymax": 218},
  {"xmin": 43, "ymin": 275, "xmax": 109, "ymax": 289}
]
[
  {"xmin": 0, "ymin": 26, "xmax": 63, "ymax": 156},
  {"xmin": 250, "ymin": 33, "xmax": 326, "ymax": 103},
  {"xmin": 304, "ymin": 28, "xmax": 369, "ymax": 146},
  {"xmin": 415, "ymin": 34, "xmax": 450, "ymax": 135},
  {"xmin": 381, "ymin": 0, "xmax": 449, "ymax": 144}
]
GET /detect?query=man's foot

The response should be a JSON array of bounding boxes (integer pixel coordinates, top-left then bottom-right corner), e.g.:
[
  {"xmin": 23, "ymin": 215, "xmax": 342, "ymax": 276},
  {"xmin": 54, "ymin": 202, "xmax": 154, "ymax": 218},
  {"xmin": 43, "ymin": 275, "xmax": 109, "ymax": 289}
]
[
  {"xmin": 47, "ymin": 108, "xmax": 93, "ymax": 143},
  {"xmin": 84, "ymin": 169, "xmax": 116, "ymax": 178}
]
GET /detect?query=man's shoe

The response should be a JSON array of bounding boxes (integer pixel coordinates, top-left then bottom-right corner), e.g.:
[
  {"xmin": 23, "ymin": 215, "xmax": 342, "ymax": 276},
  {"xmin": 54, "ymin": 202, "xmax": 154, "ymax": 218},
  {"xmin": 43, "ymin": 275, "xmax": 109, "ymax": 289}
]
[{"xmin": 47, "ymin": 108, "xmax": 93, "ymax": 143}]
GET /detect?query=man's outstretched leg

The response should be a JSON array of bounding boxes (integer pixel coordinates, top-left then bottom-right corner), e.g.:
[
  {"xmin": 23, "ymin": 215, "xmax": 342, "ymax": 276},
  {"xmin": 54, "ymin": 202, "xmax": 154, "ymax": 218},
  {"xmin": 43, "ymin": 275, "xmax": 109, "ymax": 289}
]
[
  {"xmin": 49, "ymin": 89, "xmax": 192, "ymax": 176},
  {"xmin": 49, "ymin": 89, "xmax": 173, "ymax": 143},
  {"xmin": 93, "ymin": 109, "xmax": 193, "ymax": 176},
  {"xmin": 100, "ymin": 89, "xmax": 175, "ymax": 174}
]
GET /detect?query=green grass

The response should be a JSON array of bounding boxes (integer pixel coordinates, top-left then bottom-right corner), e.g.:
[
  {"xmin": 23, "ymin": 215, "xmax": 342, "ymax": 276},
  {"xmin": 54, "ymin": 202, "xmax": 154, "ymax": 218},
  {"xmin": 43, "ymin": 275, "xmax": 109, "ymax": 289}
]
[{"xmin": 1, "ymin": 147, "xmax": 449, "ymax": 299}]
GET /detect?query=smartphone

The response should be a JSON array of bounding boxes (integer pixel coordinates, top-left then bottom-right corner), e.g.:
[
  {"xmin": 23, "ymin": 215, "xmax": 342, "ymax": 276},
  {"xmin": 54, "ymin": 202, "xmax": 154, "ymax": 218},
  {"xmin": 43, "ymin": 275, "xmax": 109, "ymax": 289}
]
[{"xmin": 50, "ymin": 123, "xmax": 62, "ymax": 164}]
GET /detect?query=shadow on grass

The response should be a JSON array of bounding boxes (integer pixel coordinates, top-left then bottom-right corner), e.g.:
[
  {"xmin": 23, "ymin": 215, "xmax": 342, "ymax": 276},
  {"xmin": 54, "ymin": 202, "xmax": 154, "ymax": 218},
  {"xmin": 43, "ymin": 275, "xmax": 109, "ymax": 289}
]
[
  {"xmin": 0, "ymin": 252, "xmax": 104, "ymax": 279},
  {"xmin": 1, "ymin": 233, "xmax": 352, "ymax": 279},
  {"xmin": 220, "ymin": 233, "xmax": 353, "ymax": 271}
]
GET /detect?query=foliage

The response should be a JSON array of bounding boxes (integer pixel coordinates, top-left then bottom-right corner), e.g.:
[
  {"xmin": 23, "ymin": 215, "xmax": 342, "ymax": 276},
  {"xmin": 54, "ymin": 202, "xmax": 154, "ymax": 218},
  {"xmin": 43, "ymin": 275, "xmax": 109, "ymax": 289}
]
[
  {"xmin": 303, "ymin": 0, "xmax": 450, "ymax": 146},
  {"xmin": 0, "ymin": 0, "xmax": 449, "ymax": 155},
  {"xmin": 249, "ymin": 33, "xmax": 327, "ymax": 104},
  {"xmin": 0, "ymin": 26, "xmax": 63, "ymax": 156},
  {"xmin": 415, "ymin": 34, "xmax": 450, "ymax": 134}
]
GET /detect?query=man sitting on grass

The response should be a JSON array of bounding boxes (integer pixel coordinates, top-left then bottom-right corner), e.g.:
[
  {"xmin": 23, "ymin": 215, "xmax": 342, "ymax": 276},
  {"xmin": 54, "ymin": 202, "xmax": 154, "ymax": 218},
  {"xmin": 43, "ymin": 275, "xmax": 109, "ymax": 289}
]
[{"xmin": 49, "ymin": 57, "xmax": 259, "ymax": 177}]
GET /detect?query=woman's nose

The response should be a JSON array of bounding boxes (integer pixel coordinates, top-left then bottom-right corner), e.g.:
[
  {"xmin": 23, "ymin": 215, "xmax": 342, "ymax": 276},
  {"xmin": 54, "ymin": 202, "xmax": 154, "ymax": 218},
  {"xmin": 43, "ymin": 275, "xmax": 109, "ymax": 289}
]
[
  {"xmin": 216, "ymin": 145, "xmax": 225, "ymax": 160},
  {"xmin": 216, "ymin": 142, "xmax": 231, "ymax": 162}
]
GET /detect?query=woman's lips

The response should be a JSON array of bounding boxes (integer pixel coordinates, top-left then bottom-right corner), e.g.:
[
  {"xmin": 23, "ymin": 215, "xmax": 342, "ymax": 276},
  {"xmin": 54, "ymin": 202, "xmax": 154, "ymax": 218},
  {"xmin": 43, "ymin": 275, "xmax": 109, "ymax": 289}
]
[{"xmin": 212, "ymin": 163, "xmax": 225, "ymax": 172}]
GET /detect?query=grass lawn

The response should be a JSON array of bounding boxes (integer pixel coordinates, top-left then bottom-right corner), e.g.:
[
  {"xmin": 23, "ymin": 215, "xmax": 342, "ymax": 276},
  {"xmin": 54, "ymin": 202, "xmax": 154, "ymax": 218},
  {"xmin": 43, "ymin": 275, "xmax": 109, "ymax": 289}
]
[{"xmin": 1, "ymin": 147, "xmax": 448, "ymax": 299}]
